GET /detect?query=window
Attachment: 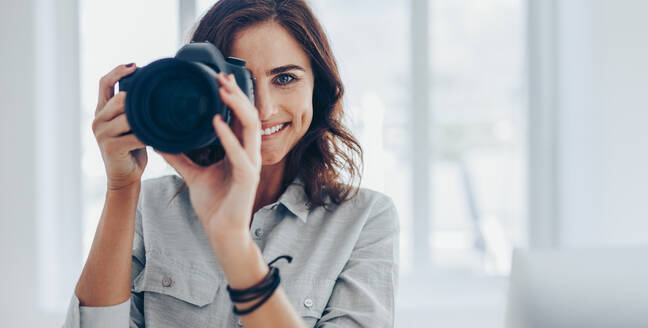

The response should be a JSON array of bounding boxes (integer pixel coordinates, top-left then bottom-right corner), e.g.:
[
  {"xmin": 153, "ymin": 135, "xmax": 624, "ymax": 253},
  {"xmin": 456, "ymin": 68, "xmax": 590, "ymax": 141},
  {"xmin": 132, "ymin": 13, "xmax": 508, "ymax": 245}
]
[
  {"xmin": 308, "ymin": 0, "xmax": 527, "ymax": 326},
  {"xmin": 429, "ymin": 0, "xmax": 527, "ymax": 275}
]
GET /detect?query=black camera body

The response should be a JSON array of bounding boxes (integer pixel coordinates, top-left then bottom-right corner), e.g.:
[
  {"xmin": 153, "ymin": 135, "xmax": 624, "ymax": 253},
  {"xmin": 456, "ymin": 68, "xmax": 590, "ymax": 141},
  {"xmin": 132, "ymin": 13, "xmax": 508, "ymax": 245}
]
[{"xmin": 118, "ymin": 42, "xmax": 254, "ymax": 157}]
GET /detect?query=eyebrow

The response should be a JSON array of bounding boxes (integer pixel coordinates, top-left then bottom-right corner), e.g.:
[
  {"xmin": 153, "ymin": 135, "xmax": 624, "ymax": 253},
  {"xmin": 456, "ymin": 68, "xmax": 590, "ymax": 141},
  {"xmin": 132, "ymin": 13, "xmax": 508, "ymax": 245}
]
[{"xmin": 266, "ymin": 64, "xmax": 305, "ymax": 76}]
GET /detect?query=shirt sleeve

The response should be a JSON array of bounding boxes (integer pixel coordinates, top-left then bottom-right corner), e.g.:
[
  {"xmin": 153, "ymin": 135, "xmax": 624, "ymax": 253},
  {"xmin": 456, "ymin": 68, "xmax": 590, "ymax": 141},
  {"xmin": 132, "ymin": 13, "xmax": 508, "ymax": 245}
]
[
  {"xmin": 62, "ymin": 206, "xmax": 147, "ymax": 328},
  {"xmin": 315, "ymin": 196, "xmax": 400, "ymax": 328}
]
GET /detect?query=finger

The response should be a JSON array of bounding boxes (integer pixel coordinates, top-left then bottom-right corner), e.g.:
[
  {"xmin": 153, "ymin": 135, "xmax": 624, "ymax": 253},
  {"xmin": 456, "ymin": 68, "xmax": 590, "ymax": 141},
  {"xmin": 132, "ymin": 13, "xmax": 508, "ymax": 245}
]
[
  {"xmin": 217, "ymin": 72, "xmax": 258, "ymax": 121},
  {"xmin": 216, "ymin": 72, "xmax": 261, "ymax": 162},
  {"xmin": 213, "ymin": 114, "xmax": 252, "ymax": 170},
  {"xmin": 112, "ymin": 133, "xmax": 146, "ymax": 152},
  {"xmin": 221, "ymin": 72, "xmax": 248, "ymax": 96},
  {"xmin": 95, "ymin": 92, "xmax": 126, "ymax": 122},
  {"xmin": 102, "ymin": 133, "xmax": 146, "ymax": 157},
  {"xmin": 94, "ymin": 113, "xmax": 130, "ymax": 140},
  {"xmin": 97, "ymin": 63, "xmax": 136, "ymax": 114},
  {"xmin": 154, "ymin": 149, "xmax": 202, "ymax": 182}
]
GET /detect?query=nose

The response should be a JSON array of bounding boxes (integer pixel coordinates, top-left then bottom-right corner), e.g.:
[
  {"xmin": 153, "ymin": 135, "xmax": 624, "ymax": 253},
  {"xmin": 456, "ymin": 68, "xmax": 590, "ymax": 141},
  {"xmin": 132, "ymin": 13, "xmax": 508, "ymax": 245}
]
[{"xmin": 254, "ymin": 82, "xmax": 277, "ymax": 121}]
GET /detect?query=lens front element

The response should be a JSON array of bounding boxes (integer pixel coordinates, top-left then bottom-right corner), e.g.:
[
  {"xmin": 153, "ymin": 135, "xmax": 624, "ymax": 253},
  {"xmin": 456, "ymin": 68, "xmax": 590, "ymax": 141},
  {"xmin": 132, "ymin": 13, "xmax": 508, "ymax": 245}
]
[{"xmin": 124, "ymin": 58, "xmax": 225, "ymax": 153}]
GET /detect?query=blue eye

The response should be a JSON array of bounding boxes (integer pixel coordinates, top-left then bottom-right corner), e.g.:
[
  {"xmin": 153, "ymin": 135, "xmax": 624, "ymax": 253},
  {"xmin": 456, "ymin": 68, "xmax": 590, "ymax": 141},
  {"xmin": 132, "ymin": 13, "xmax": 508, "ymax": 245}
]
[{"xmin": 275, "ymin": 74, "xmax": 295, "ymax": 85}]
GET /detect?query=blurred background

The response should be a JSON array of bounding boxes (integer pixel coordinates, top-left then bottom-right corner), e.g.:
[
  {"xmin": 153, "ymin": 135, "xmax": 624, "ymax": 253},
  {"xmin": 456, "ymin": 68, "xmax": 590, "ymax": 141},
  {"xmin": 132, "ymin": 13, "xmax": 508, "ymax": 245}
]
[{"xmin": 1, "ymin": 0, "xmax": 647, "ymax": 326}]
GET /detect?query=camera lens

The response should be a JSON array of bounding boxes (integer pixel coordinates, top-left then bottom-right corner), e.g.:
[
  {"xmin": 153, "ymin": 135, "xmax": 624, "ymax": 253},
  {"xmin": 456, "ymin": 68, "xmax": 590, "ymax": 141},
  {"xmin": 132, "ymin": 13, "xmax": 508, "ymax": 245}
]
[
  {"xmin": 124, "ymin": 58, "xmax": 225, "ymax": 154},
  {"xmin": 149, "ymin": 72, "xmax": 211, "ymax": 135}
]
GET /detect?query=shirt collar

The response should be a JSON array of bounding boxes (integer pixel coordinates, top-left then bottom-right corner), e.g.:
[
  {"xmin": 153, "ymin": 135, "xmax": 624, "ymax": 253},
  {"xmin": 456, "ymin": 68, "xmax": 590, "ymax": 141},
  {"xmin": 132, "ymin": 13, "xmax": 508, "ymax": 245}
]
[{"xmin": 276, "ymin": 176, "xmax": 311, "ymax": 223}]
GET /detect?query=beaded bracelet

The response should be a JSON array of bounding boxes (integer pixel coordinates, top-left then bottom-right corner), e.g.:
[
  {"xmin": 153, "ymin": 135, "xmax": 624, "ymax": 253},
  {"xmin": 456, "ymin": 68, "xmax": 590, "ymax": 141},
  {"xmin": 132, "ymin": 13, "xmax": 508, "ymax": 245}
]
[{"xmin": 226, "ymin": 255, "xmax": 293, "ymax": 315}]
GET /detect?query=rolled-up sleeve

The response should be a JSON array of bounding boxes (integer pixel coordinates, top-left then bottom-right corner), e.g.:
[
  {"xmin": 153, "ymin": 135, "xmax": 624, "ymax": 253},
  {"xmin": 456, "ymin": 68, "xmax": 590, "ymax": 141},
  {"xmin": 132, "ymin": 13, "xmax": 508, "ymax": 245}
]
[
  {"xmin": 62, "ymin": 206, "xmax": 147, "ymax": 328},
  {"xmin": 62, "ymin": 294, "xmax": 131, "ymax": 328},
  {"xmin": 316, "ymin": 197, "xmax": 400, "ymax": 327}
]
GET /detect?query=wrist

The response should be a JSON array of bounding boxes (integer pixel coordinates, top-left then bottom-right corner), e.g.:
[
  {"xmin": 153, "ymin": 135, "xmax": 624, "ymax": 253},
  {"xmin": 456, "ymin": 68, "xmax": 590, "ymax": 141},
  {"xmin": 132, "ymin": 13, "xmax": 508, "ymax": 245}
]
[
  {"xmin": 210, "ymin": 233, "xmax": 268, "ymax": 289},
  {"xmin": 105, "ymin": 183, "xmax": 140, "ymax": 204},
  {"xmin": 208, "ymin": 223, "xmax": 249, "ymax": 247},
  {"xmin": 107, "ymin": 180, "xmax": 141, "ymax": 195}
]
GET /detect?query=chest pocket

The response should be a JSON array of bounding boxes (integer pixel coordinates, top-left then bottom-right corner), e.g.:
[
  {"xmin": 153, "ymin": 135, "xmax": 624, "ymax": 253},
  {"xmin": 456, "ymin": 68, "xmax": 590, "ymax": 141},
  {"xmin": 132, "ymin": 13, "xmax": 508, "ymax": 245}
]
[
  {"xmin": 132, "ymin": 252, "xmax": 221, "ymax": 327},
  {"xmin": 281, "ymin": 277, "xmax": 336, "ymax": 327}
]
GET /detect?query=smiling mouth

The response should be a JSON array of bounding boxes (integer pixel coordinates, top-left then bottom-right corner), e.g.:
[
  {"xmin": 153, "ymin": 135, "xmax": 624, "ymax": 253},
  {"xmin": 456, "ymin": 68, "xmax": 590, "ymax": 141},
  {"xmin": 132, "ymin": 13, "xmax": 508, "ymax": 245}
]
[{"xmin": 260, "ymin": 122, "xmax": 290, "ymax": 136}]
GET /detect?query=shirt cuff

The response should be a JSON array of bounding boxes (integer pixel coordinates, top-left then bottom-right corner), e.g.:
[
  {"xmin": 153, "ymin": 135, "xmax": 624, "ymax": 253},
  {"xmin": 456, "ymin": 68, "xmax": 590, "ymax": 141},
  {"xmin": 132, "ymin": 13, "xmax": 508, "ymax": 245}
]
[{"xmin": 63, "ymin": 292, "xmax": 131, "ymax": 328}]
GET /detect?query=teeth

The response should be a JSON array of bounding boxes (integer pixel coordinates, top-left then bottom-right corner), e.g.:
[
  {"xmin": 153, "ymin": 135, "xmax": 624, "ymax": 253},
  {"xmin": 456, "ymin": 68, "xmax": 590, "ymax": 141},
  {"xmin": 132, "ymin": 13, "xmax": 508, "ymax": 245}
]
[{"xmin": 260, "ymin": 123, "xmax": 285, "ymax": 136}]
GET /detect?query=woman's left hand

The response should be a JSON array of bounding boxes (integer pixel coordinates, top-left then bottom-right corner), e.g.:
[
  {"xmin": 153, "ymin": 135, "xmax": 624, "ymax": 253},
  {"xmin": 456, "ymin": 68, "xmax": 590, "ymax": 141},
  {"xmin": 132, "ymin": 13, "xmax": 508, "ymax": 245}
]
[{"xmin": 155, "ymin": 72, "xmax": 262, "ymax": 241}]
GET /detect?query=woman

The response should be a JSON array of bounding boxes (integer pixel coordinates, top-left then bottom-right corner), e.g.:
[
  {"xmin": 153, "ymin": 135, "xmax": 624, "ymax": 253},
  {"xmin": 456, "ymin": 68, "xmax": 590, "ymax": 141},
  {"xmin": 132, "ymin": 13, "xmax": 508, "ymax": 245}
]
[{"xmin": 64, "ymin": 0, "xmax": 399, "ymax": 327}]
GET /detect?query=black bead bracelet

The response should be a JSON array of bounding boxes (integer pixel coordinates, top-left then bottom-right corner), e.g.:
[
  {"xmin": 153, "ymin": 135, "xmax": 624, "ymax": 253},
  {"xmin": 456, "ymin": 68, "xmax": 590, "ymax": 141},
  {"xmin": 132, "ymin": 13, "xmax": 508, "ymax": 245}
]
[{"xmin": 226, "ymin": 255, "xmax": 293, "ymax": 315}]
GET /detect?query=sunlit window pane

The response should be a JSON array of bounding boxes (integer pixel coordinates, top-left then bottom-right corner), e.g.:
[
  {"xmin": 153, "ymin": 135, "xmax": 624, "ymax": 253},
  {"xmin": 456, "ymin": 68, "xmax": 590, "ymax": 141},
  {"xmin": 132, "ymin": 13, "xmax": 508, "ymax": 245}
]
[{"xmin": 430, "ymin": 0, "xmax": 526, "ymax": 275}]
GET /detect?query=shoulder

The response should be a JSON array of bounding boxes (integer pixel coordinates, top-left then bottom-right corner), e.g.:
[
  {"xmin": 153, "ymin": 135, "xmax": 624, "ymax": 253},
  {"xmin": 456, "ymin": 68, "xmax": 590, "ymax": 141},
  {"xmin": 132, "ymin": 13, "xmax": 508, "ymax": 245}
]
[
  {"xmin": 347, "ymin": 187, "xmax": 396, "ymax": 213},
  {"xmin": 136, "ymin": 174, "xmax": 198, "ymax": 233},
  {"xmin": 140, "ymin": 174, "xmax": 185, "ymax": 201},
  {"xmin": 136, "ymin": 174, "xmax": 187, "ymax": 211},
  {"xmin": 323, "ymin": 186, "xmax": 399, "ymax": 232},
  {"xmin": 334, "ymin": 187, "xmax": 398, "ymax": 219},
  {"xmin": 137, "ymin": 173, "xmax": 196, "ymax": 217}
]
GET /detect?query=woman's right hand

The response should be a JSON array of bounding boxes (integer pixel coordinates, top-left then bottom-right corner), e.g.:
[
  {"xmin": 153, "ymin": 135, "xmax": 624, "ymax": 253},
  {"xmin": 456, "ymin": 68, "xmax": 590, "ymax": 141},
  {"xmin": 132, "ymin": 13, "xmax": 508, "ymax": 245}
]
[{"xmin": 92, "ymin": 63, "xmax": 148, "ymax": 191}]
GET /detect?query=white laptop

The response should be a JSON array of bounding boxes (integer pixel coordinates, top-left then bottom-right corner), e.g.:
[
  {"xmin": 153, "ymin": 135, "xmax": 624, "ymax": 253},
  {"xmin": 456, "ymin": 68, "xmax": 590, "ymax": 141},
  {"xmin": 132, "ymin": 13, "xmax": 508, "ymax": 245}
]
[{"xmin": 505, "ymin": 247, "xmax": 648, "ymax": 328}]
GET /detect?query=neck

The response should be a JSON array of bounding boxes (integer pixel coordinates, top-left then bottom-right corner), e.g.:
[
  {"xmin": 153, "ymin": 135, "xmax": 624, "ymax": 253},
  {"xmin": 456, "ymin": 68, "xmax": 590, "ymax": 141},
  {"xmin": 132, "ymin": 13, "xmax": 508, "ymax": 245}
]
[{"xmin": 252, "ymin": 158, "xmax": 287, "ymax": 221}]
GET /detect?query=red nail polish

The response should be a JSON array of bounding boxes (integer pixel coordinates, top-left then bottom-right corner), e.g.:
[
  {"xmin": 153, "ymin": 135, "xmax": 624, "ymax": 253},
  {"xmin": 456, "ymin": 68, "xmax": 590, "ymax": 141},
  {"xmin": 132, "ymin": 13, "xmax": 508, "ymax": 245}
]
[{"xmin": 125, "ymin": 63, "xmax": 135, "ymax": 67}]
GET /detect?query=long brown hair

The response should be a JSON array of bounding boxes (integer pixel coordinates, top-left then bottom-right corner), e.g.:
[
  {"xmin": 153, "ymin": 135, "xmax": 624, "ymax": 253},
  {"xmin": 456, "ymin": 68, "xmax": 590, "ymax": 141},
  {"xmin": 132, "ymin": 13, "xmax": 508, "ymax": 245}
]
[{"xmin": 174, "ymin": 0, "xmax": 362, "ymax": 209}]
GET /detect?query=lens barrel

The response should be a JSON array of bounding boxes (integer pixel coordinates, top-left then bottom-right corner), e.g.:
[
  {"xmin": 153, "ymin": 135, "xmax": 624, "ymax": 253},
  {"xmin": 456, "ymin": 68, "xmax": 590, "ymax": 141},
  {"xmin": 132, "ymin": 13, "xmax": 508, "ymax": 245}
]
[
  {"xmin": 122, "ymin": 58, "xmax": 230, "ymax": 155},
  {"xmin": 118, "ymin": 42, "xmax": 253, "ymax": 164}
]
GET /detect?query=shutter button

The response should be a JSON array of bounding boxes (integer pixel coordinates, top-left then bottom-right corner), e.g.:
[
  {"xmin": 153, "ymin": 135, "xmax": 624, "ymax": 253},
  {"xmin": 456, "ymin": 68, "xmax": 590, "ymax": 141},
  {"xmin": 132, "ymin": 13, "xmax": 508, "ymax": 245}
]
[
  {"xmin": 304, "ymin": 298, "xmax": 313, "ymax": 308},
  {"xmin": 162, "ymin": 278, "xmax": 172, "ymax": 287},
  {"xmin": 254, "ymin": 228, "xmax": 264, "ymax": 238}
]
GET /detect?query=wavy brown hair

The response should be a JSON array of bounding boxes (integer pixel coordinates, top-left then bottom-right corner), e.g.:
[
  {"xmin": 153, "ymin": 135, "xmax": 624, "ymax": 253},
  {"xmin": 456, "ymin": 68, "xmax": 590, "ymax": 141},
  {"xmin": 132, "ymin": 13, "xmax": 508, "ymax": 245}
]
[{"xmin": 173, "ymin": 0, "xmax": 362, "ymax": 209}]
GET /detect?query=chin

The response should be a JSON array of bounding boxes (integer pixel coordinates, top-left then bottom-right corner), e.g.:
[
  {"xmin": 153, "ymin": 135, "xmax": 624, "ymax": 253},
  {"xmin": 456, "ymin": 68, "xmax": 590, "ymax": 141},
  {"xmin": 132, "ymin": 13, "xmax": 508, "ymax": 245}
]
[{"xmin": 260, "ymin": 151, "xmax": 287, "ymax": 166}]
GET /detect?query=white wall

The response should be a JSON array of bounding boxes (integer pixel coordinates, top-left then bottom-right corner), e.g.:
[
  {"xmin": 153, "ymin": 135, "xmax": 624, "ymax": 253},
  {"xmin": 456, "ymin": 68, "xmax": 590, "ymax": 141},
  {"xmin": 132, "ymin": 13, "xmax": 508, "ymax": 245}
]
[
  {"xmin": 1, "ymin": 0, "xmax": 78, "ymax": 325},
  {"xmin": 0, "ymin": 0, "xmax": 48, "ymax": 325},
  {"xmin": 556, "ymin": 0, "xmax": 648, "ymax": 247}
]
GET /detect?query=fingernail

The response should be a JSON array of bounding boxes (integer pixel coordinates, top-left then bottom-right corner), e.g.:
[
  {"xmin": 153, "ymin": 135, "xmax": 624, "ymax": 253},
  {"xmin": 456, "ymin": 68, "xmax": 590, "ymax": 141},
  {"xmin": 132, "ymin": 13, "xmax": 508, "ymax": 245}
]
[{"xmin": 125, "ymin": 63, "xmax": 135, "ymax": 68}]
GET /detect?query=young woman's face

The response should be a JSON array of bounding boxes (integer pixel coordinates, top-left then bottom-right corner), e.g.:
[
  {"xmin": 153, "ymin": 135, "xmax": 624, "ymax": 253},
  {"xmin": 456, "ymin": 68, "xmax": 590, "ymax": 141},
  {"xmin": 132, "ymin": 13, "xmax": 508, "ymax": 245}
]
[{"xmin": 229, "ymin": 21, "xmax": 314, "ymax": 166}]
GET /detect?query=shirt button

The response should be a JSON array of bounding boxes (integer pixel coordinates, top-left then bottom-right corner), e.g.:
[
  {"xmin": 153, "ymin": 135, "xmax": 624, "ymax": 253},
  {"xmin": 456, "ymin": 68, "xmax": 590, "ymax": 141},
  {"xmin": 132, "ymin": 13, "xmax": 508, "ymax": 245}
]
[
  {"xmin": 254, "ymin": 228, "xmax": 264, "ymax": 238},
  {"xmin": 271, "ymin": 204, "xmax": 278, "ymax": 210},
  {"xmin": 162, "ymin": 277, "xmax": 172, "ymax": 287},
  {"xmin": 304, "ymin": 298, "xmax": 313, "ymax": 308}
]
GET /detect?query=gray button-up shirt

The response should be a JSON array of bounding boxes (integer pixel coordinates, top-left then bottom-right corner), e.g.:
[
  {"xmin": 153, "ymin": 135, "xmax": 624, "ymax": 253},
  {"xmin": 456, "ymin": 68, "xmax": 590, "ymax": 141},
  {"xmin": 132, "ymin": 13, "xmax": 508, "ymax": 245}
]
[{"xmin": 62, "ymin": 174, "xmax": 400, "ymax": 327}]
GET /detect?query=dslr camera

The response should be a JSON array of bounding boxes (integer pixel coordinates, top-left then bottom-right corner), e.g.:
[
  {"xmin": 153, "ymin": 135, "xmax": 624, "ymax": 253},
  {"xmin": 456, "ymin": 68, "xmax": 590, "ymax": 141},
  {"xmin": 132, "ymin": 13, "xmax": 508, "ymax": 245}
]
[{"xmin": 118, "ymin": 42, "xmax": 254, "ymax": 165}]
